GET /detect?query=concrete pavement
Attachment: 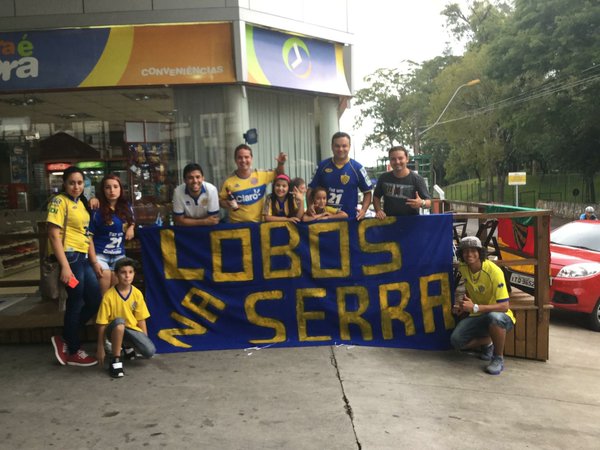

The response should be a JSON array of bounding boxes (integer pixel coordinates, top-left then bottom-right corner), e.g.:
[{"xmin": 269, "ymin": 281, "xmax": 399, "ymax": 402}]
[{"xmin": 1, "ymin": 311, "xmax": 600, "ymax": 449}]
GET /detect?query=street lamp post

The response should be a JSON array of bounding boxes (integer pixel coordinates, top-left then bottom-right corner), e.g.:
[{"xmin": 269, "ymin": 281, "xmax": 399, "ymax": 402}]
[{"xmin": 418, "ymin": 79, "xmax": 480, "ymax": 137}]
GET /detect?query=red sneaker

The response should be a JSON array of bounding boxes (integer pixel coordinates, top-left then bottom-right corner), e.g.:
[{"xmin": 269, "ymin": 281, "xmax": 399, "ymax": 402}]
[
  {"xmin": 51, "ymin": 335, "xmax": 67, "ymax": 366},
  {"xmin": 66, "ymin": 349, "xmax": 98, "ymax": 367}
]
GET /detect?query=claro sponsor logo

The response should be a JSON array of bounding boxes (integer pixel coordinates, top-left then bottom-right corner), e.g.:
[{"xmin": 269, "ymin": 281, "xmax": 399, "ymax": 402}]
[
  {"xmin": 141, "ymin": 66, "xmax": 225, "ymax": 77},
  {"xmin": 0, "ymin": 34, "xmax": 38, "ymax": 81},
  {"xmin": 236, "ymin": 188, "xmax": 263, "ymax": 204}
]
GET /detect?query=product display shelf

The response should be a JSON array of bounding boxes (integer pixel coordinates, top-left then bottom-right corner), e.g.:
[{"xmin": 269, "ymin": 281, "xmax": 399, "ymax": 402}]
[{"xmin": 0, "ymin": 222, "xmax": 39, "ymax": 278}]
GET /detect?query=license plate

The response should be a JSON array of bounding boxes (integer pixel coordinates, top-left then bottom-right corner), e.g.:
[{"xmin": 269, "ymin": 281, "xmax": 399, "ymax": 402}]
[{"xmin": 510, "ymin": 272, "xmax": 535, "ymax": 289}]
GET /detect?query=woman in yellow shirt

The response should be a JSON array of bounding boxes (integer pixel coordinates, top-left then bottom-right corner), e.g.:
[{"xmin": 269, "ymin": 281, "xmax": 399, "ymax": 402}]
[{"xmin": 48, "ymin": 166, "xmax": 103, "ymax": 367}]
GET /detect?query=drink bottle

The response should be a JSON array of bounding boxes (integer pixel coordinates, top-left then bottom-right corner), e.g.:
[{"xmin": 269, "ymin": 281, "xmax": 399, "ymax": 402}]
[{"xmin": 226, "ymin": 189, "xmax": 239, "ymax": 211}]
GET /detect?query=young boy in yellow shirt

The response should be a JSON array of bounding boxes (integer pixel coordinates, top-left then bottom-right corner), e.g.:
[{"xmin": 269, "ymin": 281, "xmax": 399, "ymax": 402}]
[{"xmin": 96, "ymin": 258, "xmax": 155, "ymax": 378}]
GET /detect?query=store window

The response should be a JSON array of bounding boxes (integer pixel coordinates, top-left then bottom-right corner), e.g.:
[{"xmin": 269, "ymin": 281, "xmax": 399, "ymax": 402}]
[
  {"xmin": 247, "ymin": 87, "xmax": 318, "ymax": 183},
  {"xmin": 0, "ymin": 85, "xmax": 232, "ymax": 279},
  {"xmin": 0, "ymin": 86, "xmax": 233, "ymax": 215}
]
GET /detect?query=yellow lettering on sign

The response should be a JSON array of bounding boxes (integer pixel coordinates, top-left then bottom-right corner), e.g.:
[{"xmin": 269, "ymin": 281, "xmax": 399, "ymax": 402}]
[
  {"xmin": 157, "ymin": 287, "xmax": 226, "ymax": 348},
  {"xmin": 245, "ymin": 290, "xmax": 287, "ymax": 344},
  {"xmin": 211, "ymin": 228, "xmax": 253, "ymax": 282},
  {"xmin": 161, "ymin": 229, "xmax": 204, "ymax": 280},
  {"xmin": 260, "ymin": 222, "xmax": 301, "ymax": 279},
  {"xmin": 308, "ymin": 221, "xmax": 350, "ymax": 278},
  {"xmin": 296, "ymin": 288, "xmax": 331, "ymax": 342},
  {"xmin": 379, "ymin": 282, "xmax": 415, "ymax": 338},
  {"xmin": 181, "ymin": 287, "xmax": 226, "ymax": 323},
  {"xmin": 158, "ymin": 313, "xmax": 207, "ymax": 348},
  {"xmin": 420, "ymin": 273, "xmax": 454, "ymax": 333},
  {"xmin": 358, "ymin": 218, "xmax": 401, "ymax": 276},
  {"xmin": 337, "ymin": 286, "xmax": 373, "ymax": 341}
]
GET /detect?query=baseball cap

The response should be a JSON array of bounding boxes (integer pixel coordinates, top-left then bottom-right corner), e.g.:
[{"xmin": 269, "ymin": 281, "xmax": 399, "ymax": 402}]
[{"xmin": 459, "ymin": 236, "xmax": 482, "ymax": 250}]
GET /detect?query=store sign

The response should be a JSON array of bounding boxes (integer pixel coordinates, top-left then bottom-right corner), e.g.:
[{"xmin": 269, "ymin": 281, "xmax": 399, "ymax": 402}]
[
  {"xmin": 46, "ymin": 163, "xmax": 71, "ymax": 171},
  {"xmin": 508, "ymin": 172, "xmax": 527, "ymax": 185},
  {"xmin": 139, "ymin": 217, "xmax": 455, "ymax": 354},
  {"xmin": 0, "ymin": 24, "xmax": 234, "ymax": 91},
  {"xmin": 246, "ymin": 25, "xmax": 351, "ymax": 96},
  {"xmin": 76, "ymin": 161, "xmax": 104, "ymax": 169}
]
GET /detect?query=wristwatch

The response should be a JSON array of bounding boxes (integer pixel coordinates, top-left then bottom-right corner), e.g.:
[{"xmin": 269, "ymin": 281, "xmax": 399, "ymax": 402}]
[
  {"xmin": 473, "ymin": 304, "xmax": 480, "ymax": 313},
  {"xmin": 421, "ymin": 199, "xmax": 426, "ymax": 208}
]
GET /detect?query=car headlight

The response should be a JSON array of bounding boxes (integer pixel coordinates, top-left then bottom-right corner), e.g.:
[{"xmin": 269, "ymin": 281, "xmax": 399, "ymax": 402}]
[{"xmin": 557, "ymin": 263, "xmax": 600, "ymax": 278}]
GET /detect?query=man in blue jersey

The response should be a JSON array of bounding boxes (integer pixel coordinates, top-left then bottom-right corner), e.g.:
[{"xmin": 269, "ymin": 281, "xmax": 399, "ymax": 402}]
[{"xmin": 308, "ymin": 132, "xmax": 373, "ymax": 220}]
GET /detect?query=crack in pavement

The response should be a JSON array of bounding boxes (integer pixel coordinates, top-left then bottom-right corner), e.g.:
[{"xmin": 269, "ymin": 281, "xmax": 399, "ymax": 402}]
[{"xmin": 330, "ymin": 346, "xmax": 362, "ymax": 450}]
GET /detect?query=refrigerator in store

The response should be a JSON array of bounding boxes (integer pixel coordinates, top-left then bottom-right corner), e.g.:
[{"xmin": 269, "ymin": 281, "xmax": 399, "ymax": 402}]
[
  {"xmin": 76, "ymin": 161, "xmax": 105, "ymax": 199},
  {"xmin": 46, "ymin": 162, "xmax": 72, "ymax": 194}
]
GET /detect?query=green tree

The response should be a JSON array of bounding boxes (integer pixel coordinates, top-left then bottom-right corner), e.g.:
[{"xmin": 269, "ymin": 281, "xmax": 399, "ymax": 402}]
[
  {"xmin": 427, "ymin": 1, "xmax": 514, "ymax": 201},
  {"xmin": 442, "ymin": 0, "xmax": 512, "ymax": 48},
  {"xmin": 487, "ymin": 0, "xmax": 600, "ymax": 202},
  {"xmin": 353, "ymin": 56, "xmax": 458, "ymax": 180}
]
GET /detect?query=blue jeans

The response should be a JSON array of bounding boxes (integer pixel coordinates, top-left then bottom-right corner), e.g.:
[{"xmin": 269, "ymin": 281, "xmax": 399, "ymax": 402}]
[
  {"xmin": 450, "ymin": 312, "xmax": 514, "ymax": 350},
  {"xmin": 63, "ymin": 252, "xmax": 101, "ymax": 354},
  {"xmin": 106, "ymin": 318, "xmax": 156, "ymax": 358}
]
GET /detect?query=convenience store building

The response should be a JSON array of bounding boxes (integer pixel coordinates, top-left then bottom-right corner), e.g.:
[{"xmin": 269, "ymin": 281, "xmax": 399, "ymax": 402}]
[
  {"xmin": 0, "ymin": 0, "xmax": 354, "ymax": 277},
  {"xmin": 0, "ymin": 1, "xmax": 354, "ymax": 210}
]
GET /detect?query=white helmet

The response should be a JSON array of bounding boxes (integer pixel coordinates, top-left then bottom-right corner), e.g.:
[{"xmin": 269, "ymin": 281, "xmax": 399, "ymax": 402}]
[{"xmin": 585, "ymin": 206, "xmax": 595, "ymax": 213}]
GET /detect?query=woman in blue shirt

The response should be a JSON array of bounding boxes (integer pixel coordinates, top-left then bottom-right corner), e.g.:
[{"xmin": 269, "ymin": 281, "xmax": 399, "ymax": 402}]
[{"xmin": 89, "ymin": 174, "xmax": 135, "ymax": 294}]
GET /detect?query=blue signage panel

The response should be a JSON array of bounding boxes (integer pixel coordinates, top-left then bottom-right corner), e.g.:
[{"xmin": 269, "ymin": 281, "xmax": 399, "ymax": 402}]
[
  {"xmin": 247, "ymin": 25, "xmax": 351, "ymax": 95},
  {"xmin": 0, "ymin": 29, "xmax": 110, "ymax": 91}
]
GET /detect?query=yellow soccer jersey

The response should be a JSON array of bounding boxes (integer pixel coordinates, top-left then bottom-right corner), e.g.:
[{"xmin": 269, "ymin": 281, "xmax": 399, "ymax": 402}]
[
  {"xmin": 46, "ymin": 194, "xmax": 91, "ymax": 254},
  {"xmin": 262, "ymin": 193, "xmax": 299, "ymax": 218},
  {"xmin": 96, "ymin": 285, "xmax": 150, "ymax": 332},
  {"xmin": 459, "ymin": 259, "xmax": 515, "ymax": 323},
  {"xmin": 316, "ymin": 205, "xmax": 342, "ymax": 215},
  {"xmin": 220, "ymin": 170, "xmax": 275, "ymax": 222}
]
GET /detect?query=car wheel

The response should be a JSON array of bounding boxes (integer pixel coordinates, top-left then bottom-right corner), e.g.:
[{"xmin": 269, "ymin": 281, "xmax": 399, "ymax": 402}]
[{"xmin": 588, "ymin": 299, "xmax": 600, "ymax": 332}]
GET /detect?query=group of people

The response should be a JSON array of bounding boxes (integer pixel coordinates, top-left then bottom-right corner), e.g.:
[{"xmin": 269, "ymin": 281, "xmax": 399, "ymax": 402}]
[
  {"xmin": 172, "ymin": 133, "xmax": 432, "ymax": 228},
  {"xmin": 48, "ymin": 167, "xmax": 154, "ymax": 378},
  {"xmin": 46, "ymin": 130, "xmax": 513, "ymax": 377}
]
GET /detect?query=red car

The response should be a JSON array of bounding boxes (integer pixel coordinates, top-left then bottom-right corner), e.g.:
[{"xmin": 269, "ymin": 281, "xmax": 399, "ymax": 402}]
[{"xmin": 507, "ymin": 220, "xmax": 600, "ymax": 331}]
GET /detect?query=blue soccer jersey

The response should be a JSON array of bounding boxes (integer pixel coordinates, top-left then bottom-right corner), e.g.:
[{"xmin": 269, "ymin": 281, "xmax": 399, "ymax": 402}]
[
  {"xmin": 309, "ymin": 158, "xmax": 372, "ymax": 217},
  {"xmin": 89, "ymin": 209, "xmax": 131, "ymax": 256}
]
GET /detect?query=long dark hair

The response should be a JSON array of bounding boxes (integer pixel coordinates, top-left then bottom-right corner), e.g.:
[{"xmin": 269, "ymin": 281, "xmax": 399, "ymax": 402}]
[
  {"xmin": 309, "ymin": 186, "xmax": 328, "ymax": 213},
  {"xmin": 271, "ymin": 175, "xmax": 297, "ymax": 217},
  {"xmin": 98, "ymin": 174, "xmax": 133, "ymax": 225}
]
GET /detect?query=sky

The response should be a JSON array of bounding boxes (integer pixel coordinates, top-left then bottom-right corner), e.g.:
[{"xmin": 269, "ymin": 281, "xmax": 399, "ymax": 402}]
[{"xmin": 340, "ymin": 0, "xmax": 469, "ymax": 167}]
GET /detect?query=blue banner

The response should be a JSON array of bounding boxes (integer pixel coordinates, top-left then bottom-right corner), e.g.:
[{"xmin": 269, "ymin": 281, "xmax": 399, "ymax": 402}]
[{"xmin": 138, "ymin": 216, "xmax": 455, "ymax": 353}]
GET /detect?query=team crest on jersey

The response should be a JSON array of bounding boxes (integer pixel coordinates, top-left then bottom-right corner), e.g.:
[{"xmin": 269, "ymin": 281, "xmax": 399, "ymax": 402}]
[
  {"xmin": 340, "ymin": 174, "xmax": 350, "ymax": 185},
  {"xmin": 250, "ymin": 177, "xmax": 258, "ymax": 185},
  {"xmin": 324, "ymin": 168, "xmax": 333, "ymax": 173},
  {"xmin": 201, "ymin": 198, "xmax": 208, "ymax": 207}
]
